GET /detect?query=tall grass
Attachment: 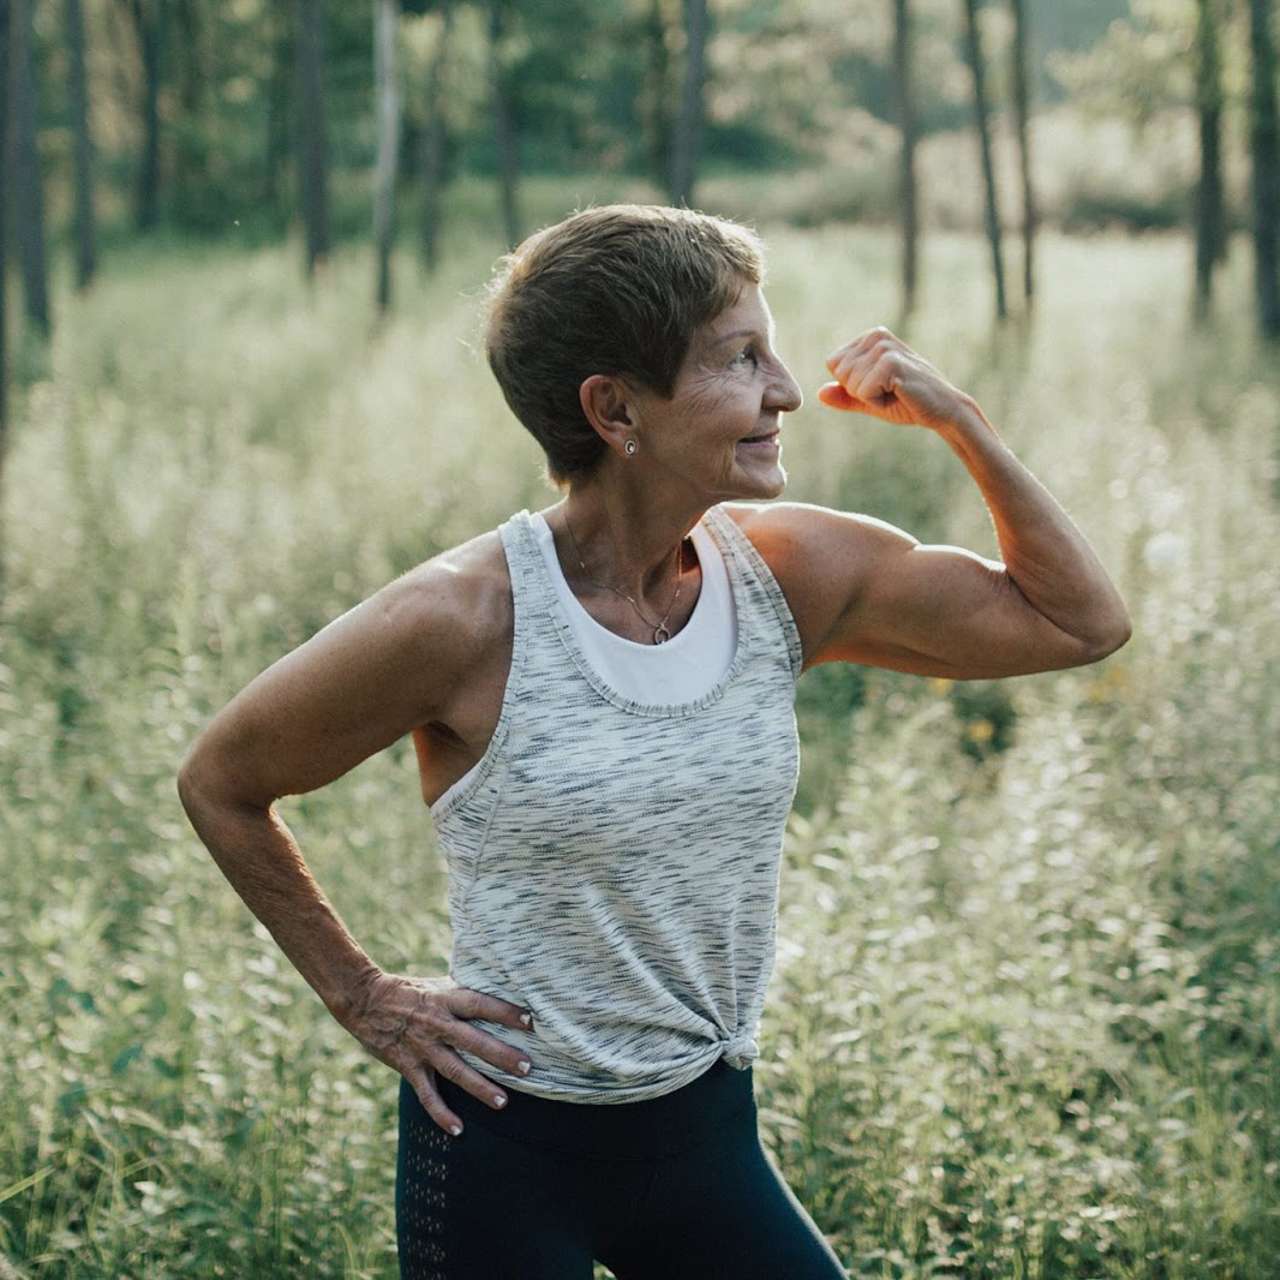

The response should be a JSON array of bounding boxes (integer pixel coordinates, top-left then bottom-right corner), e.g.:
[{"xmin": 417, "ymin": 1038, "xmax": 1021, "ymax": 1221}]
[{"xmin": 1, "ymin": 210, "xmax": 1276, "ymax": 1276}]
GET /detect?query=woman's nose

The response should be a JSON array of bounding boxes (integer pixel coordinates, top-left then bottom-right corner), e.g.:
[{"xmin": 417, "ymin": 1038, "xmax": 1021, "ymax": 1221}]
[{"xmin": 767, "ymin": 363, "xmax": 803, "ymax": 414}]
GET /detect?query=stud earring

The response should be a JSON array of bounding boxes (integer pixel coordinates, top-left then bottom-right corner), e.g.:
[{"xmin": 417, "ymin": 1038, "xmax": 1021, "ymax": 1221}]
[{"xmin": 624, "ymin": 438, "xmax": 638, "ymax": 456}]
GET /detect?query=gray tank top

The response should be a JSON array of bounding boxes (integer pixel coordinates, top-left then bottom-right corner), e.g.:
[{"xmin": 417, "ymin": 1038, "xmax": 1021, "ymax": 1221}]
[{"xmin": 433, "ymin": 503, "xmax": 803, "ymax": 1103}]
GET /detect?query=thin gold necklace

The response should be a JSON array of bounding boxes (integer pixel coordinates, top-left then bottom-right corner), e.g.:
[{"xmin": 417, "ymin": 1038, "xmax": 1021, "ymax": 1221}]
[{"xmin": 562, "ymin": 512, "xmax": 688, "ymax": 645}]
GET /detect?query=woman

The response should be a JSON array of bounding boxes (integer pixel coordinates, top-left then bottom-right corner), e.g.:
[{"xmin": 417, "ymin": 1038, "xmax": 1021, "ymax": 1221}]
[{"xmin": 177, "ymin": 204, "xmax": 1131, "ymax": 1278}]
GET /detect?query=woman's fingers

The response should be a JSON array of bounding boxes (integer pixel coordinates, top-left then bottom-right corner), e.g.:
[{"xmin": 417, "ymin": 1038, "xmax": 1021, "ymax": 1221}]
[
  {"xmin": 440, "ymin": 985, "xmax": 535, "ymax": 1074},
  {"xmin": 445, "ymin": 984, "xmax": 533, "ymax": 1033},
  {"xmin": 407, "ymin": 1062, "xmax": 465, "ymax": 1136},
  {"xmin": 818, "ymin": 348, "xmax": 900, "ymax": 412},
  {"xmin": 423, "ymin": 1041, "xmax": 519, "ymax": 1112},
  {"xmin": 821, "ymin": 330, "xmax": 961, "ymax": 428},
  {"xmin": 816, "ymin": 380, "xmax": 861, "ymax": 411},
  {"xmin": 341, "ymin": 972, "xmax": 537, "ymax": 1136},
  {"xmin": 851, "ymin": 352, "xmax": 904, "ymax": 408},
  {"xmin": 825, "ymin": 327, "xmax": 890, "ymax": 381},
  {"xmin": 440, "ymin": 1015, "xmax": 534, "ymax": 1082}
]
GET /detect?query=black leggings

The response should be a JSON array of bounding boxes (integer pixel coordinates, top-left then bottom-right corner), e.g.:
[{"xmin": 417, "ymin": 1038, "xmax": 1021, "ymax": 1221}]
[{"xmin": 396, "ymin": 1056, "xmax": 849, "ymax": 1279}]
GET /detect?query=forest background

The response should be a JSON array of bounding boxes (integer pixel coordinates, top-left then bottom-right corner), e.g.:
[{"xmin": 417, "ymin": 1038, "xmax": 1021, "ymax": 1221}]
[{"xmin": 2, "ymin": 0, "xmax": 1279, "ymax": 1277}]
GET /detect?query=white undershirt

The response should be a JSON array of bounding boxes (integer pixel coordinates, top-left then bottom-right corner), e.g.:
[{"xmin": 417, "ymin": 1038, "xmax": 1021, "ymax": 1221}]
[{"xmin": 529, "ymin": 510, "xmax": 737, "ymax": 704}]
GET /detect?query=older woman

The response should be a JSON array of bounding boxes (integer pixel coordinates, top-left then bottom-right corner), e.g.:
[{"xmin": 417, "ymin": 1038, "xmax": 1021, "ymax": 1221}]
[{"xmin": 177, "ymin": 204, "xmax": 1130, "ymax": 1278}]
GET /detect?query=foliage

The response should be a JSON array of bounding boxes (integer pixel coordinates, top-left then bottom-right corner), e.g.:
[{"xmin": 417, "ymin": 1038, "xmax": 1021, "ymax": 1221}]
[
  {"xmin": 2, "ymin": 208, "xmax": 1278, "ymax": 1275},
  {"xmin": 24, "ymin": 0, "xmax": 1220, "ymax": 246}
]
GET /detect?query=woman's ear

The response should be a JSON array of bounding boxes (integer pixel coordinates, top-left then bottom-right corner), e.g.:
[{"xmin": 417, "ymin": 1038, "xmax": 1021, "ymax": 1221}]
[{"xmin": 578, "ymin": 374, "xmax": 635, "ymax": 455}]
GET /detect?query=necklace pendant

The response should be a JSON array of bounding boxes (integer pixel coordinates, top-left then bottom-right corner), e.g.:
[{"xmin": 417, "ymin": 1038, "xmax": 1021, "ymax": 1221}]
[{"xmin": 653, "ymin": 624, "xmax": 671, "ymax": 644}]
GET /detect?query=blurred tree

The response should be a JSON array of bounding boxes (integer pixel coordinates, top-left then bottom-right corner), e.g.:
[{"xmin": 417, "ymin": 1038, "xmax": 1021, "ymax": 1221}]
[
  {"xmin": 0, "ymin": 0, "xmax": 8, "ymax": 445},
  {"xmin": 1008, "ymin": 0, "xmax": 1036, "ymax": 307},
  {"xmin": 171, "ymin": 0, "xmax": 208, "ymax": 229},
  {"xmin": 264, "ymin": 0, "xmax": 293, "ymax": 217},
  {"xmin": 295, "ymin": 0, "xmax": 331, "ymax": 276},
  {"xmin": 121, "ymin": 0, "xmax": 163, "ymax": 232},
  {"xmin": 1047, "ymin": 0, "xmax": 1254, "ymax": 266},
  {"xmin": 960, "ymin": 0, "xmax": 1006, "ymax": 319},
  {"xmin": 643, "ymin": 0, "xmax": 674, "ymax": 191},
  {"xmin": 670, "ymin": 0, "xmax": 707, "ymax": 206},
  {"xmin": 10, "ymin": 0, "xmax": 49, "ymax": 336},
  {"xmin": 373, "ymin": 0, "xmax": 400, "ymax": 312},
  {"xmin": 1247, "ymin": 0, "xmax": 1279, "ymax": 337},
  {"xmin": 1193, "ymin": 0, "xmax": 1226, "ymax": 322},
  {"xmin": 65, "ymin": 0, "xmax": 97, "ymax": 290},
  {"xmin": 487, "ymin": 0, "xmax": 520, "ymax": 248},
  {"xmin": 892, "ymin": 0, "xmax": 920, "ymax": 319},
  {"xmin": 418, "ymin": 0, "xmax": 453, "ymax": 273}
]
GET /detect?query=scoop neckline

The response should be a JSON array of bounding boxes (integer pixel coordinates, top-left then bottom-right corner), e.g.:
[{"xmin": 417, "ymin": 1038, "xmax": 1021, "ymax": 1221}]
[
  {"xmin": 529, "ymin": 509, "xmax": 716, "ymax": 654},
  {"xmin": 520, "ymin": 505, "xmax": 749, "ymax": 718}
]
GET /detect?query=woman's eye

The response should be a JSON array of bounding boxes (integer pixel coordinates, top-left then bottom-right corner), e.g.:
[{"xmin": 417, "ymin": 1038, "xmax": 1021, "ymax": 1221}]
[{"xmin": 732, "ymin": 347, "xmax": 759, "ymax": 368}]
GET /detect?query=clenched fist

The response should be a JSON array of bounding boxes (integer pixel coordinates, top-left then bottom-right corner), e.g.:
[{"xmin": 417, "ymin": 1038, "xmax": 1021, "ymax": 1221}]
[{"xmin": 817, "ymin": 326, "xmax": 974, "ymax": 433}]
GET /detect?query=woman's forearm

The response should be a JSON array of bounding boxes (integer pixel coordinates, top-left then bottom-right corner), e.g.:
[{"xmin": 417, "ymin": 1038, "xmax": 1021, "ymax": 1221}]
[
  {"xmin": 938, "ymin": 397, "xmax": 1132, "ymax": 649},
  {"xmin": 176, "ymin": 773, "xmax": 381, "ymax": 1026}
]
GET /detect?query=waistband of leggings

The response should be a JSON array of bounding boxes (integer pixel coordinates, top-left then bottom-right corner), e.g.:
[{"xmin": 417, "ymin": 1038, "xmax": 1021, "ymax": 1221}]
[{"xmin": 426, "ymin": 1055, "xmax": 755, "ymax": 1159}]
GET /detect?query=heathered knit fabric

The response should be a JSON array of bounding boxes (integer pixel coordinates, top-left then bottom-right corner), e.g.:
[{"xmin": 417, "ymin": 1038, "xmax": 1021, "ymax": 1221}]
[{"xmin": 431, "ymin": 502, "xmax": 803, "ymax": 1104}]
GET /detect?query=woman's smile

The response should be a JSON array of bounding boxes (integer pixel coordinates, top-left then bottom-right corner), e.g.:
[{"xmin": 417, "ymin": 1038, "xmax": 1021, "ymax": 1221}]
[{"xmin": 736, "ymin": 429, "xmax": 781, "ymax": 454}]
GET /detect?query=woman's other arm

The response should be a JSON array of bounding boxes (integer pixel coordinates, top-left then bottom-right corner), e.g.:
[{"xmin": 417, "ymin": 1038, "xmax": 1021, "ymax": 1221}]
[
  {"xmin": 177, "ymin": 547, "xmax": 538, "ymax": 1137},
  {"xmin": 176, "ymin": 562, "xmax": 476, "ymax": 1021}
]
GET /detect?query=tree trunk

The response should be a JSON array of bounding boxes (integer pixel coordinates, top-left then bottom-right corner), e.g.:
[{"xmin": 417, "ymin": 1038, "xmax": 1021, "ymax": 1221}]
[
  {"xmin": 1008, "ymin": 0, "xmax": 1036, "ymax": 307},
  {"xmin": 1247, "ymin": 0, "xmax": 1278, "ymax": 337},
  {"xmin": 644, "ymin": 0, "xmax": 672, "ymax": 192},
  {"xmin": 172, "ymin": 0, "xmax": 204, "ymax": 220},
  {"xmin": 373, "ymin": 0, "xmax": 400, "ymax": 313},
  {"xmin": 419, "ymin": 0, "xmax": 453, "ymax": 274},
  {"xmin": 1193, "ymin": 0, "xmax": 1225, "ymax": 322},
  {"xmin": 1, "ymin": 0, "xmax": 9, "ymax": 446},
  {"xmin": 126, "ymin": 0, "xmax": 162, "ymax": 231},
  {"xmin": 960, "ymin": 0, "xmax": 1006, "ymax": 320},
  {"xmin": 65, "ymin": 0, "xmax": 97, "ymax": 289},
  {"xmin": 294, "ymin": 0, "xmax": 331, "ymax": 277},
  {"xmin": 264, "ymin": 0, "xmax": 292, "ymax": 215},
  {"xmin": 488, "ymin": 0, "xmax": 520, "ymax": 249},
  {"xmin": 670, "ymin": 0, "xmax": 707, "ymax": 208},
  {"xmin": 892, "ymin": 0, "xmax": 918, "ymax": 319},
  {"xmin": 11, "ymin": 0, "xmax": 50, "ymax": 336}
]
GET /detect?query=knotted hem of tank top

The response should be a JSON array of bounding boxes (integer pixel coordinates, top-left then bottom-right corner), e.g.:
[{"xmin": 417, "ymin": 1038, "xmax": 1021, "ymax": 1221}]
[
  {"xmin": 702, "ymin": 504, "xmax": 805, "ymax": 684},
  {"xmin": 722, "ymin": 1031, "xmax": 760, "ymax": 1071},
  {"xmin": 518, "ymin": 510, "xmax": 755, "ymax": 719}
]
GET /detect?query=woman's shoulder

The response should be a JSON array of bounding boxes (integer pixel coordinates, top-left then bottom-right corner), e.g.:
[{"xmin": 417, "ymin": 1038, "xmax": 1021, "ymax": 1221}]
[
  {"xmin": 711, "ymin": 500, "xmax": 805, "ymax": 565},
  {"xmin": 712, "ymin": 501, "xmax": 852, "ymax": 675},
  {"xmin": 395, "ymin": 523, "xmax": 515, "ymax": 666}
]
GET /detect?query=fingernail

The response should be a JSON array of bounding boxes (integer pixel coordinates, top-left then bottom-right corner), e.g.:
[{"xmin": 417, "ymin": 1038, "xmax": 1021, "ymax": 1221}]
[
  {"xmin": 493, "ymin": 1094, "xmax": 507, "ymax": 1108},
  {"xmin": 520, "ymin": 1012, "xmax": 533, "ymax": 1027},
  {"xmin": 450, "ymin": 1123, "xmax": 462, "ymax": 1136},
  {"xmin": 517, "ymin": 1060, "xmax": 531, "ymax": 1075}
]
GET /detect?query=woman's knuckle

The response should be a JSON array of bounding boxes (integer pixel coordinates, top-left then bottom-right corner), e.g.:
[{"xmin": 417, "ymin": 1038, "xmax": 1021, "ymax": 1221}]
[{"xmin": 419, "ymin": 1002, "xmax": 451, "ymax": 1036}]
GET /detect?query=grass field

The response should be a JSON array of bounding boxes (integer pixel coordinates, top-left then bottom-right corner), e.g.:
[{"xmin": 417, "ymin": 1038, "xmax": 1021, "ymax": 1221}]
[{"xmin": 1, "ymin": 211, "xmax": 1278, "ymax": 1277}]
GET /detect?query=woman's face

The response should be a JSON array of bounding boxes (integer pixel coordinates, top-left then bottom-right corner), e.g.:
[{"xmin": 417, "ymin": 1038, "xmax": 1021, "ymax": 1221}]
[{"xmin": 631, "ymin": 283, "xmax": 803, "ymax": 504}]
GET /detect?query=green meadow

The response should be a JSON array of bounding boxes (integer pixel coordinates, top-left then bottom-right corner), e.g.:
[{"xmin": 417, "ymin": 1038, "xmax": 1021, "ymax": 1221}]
[{"xmin": 2, "ymin": 206, "xmax": 1278, "ymax": 1276}]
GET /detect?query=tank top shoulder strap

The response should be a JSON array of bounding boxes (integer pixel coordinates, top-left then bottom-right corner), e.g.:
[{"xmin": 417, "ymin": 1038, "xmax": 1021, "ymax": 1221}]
[
  {"xmin": 496, "ymin": 507, "xmax": 565, "ymax": 655},
  {"xmin": 701, "ymin": 503, "xmax": 804, "ymax": 683}
]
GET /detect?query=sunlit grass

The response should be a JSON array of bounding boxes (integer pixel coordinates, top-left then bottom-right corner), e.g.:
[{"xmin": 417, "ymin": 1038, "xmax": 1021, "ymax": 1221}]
[{"xmin": 1, "ymin": 202, "xmax": 1277, "ymax": 1276}]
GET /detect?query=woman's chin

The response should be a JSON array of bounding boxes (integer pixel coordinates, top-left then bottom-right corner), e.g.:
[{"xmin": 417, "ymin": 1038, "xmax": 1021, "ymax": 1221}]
[{"xmin": 733, "ymin": 462, "xmax": 786, "ymax": 498}]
